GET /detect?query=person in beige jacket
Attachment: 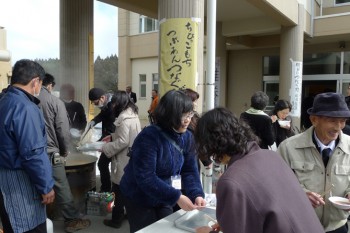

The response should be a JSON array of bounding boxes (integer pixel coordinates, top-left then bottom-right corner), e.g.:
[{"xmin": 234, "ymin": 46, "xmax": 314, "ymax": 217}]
[
  {"xmin": 278, "ymin": 92, "xmax": 350, "ymax": 233},
  {"xmin": 100, "ymin": 90, "xmax": 141, "ymax": 229}
]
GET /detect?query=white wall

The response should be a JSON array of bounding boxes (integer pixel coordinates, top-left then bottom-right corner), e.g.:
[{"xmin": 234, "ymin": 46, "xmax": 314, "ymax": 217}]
[
  {"xmin": 131, "ymin": 57, "xmax": 158, "ymax": 122},
  {"xmin": 129, "ymin": 12, "xmax": 140, "ymax": 36}
]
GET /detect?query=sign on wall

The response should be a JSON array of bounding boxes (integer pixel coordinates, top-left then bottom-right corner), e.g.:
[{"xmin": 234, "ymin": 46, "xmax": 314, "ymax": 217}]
[
  {"xmin": 289, "ymin": 60, "xmax": 303, "ymax": 117},
  {"xmin": 215, "ymin": 57, "xmax": 220, "ymax": 107},
  {"xmin": 159, "ymin": 18, "xmax": 198, "ymax": 96}
]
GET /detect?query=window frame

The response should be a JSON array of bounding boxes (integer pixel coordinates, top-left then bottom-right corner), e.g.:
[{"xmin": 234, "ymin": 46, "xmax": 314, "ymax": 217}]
[
  {"xmin": 139, "ymin": 74, "xmax": 147, "ymax": 98},
  {"xmin": 139, "ymin": 15, "xmax": 159, "ymax": 33},
  {"xmin": 152, "ymin": 73, "xmax": 159, "ymax": 92},
  {"xmin": 335, "ymin": 0, "xmax": 350, "ymax": 5}
]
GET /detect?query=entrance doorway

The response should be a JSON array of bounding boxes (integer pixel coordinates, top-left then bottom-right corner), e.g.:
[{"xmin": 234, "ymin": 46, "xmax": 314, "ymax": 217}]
[
  {"xmin": 302, "ymin": 80, "xmax": 337, "ymax": 98},
  {"xmin": 300, "ymin": 80, "xmax": 337, "ymax": 130}
]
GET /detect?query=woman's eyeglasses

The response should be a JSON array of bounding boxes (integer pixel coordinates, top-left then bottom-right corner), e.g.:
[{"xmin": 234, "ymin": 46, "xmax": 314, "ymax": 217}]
[{"xmin": 181, "ymin": 112, "xmax": 194, "ymax": 122}]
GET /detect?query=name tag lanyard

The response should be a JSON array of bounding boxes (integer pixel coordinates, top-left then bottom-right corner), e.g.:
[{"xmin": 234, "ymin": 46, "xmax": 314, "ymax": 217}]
[{"xmin": 154, "ymin": 125, "xmax": 184, "ymax": 189}]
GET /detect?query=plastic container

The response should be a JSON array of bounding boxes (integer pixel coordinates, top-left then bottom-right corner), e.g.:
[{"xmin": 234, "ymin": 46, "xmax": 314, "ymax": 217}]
[{"xmin": 46, "ymin": 218, "xmax": 53, "ymax": 233}]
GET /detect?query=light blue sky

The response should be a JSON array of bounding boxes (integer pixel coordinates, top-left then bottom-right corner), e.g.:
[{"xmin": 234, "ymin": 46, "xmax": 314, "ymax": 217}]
[{"xmin": 0, "ymin": 0, "xmax": 118, "ymax": 64}]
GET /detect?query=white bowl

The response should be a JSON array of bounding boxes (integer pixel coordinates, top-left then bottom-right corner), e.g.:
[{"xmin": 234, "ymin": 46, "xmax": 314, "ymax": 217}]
[
  {"xmin": 278, "ymin": 120, "xmax": 290, "ymax": 127},
  {"xmin": 329, "ymin": 196, "xmax": 350, "ymax": 210}
]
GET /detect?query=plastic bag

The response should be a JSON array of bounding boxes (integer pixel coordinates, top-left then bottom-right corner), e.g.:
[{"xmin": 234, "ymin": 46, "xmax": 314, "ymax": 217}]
[
  {"xmin": 77, "ymin": 141, "xmax": 106, "ymax": 152},
  {"xmin": 86, "ymin": 191, "xmax": 115, "ymax": 216}
]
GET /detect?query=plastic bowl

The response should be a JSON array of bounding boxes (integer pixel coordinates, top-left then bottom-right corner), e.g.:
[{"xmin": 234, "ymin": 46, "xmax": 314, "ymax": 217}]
[
  {"xmin": 278, "ymin": 120, "xmax": 290, "ymax": 127},
  {"xmin": 329, "ymin": 196, "xmax": 350, "ymax": 210}
]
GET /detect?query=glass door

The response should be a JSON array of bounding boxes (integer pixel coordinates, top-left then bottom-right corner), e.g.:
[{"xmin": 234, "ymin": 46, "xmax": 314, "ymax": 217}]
[
  {"xmin": 341, "ymin": 81, "xmax": 350, "ymax": 97},
  {"xmin": 300, "ymin": 80, "xmax": 337, "ymax": 130}
]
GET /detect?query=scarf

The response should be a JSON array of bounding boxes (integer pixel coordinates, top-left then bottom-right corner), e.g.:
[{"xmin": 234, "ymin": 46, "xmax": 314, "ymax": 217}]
[{"xmin": 245, "ymin": 107, "xmax": 268, "ymax": 116}]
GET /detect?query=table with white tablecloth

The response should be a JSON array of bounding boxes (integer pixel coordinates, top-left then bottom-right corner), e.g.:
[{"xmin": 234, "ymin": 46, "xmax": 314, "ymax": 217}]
[{"xmin": 136, "ymin": 206, "xmax": 217, "ymax": 233}]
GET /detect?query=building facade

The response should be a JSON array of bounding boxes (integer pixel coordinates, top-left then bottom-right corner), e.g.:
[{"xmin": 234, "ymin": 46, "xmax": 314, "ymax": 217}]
[
  {"xmin": 103, "ymin": 0, "xmax": 350, "ymax": 128},
  {"xmin": 0, "ymin": 27, "xmax": 12, "ymax": 91}
]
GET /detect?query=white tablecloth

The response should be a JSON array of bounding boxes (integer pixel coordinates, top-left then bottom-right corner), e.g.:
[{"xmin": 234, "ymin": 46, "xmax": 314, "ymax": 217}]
[
  {"xmin": 136, "ymin": 205, "xmax": 218, "ymax": 233},
  {"xmin": 136, "ymin": 209, "xmax": 188, "ymax": 233}
]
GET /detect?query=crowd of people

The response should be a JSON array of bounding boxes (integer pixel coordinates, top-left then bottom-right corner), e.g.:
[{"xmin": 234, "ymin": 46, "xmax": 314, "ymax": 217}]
[{"xmin": 2, "ymin": 59, "xmax": 350, "ymax": 233}]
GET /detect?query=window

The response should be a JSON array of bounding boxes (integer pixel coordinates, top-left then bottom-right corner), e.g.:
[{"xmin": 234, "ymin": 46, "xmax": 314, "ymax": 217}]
[
  {"xmin": 335, "ymin": 0, "xmax": 350, "ymax": 4},
  {"xmin": 152, "ymin": 73, "xmax": 159, "ymax": 91},
  {"xmin": 263, "ymin": 52, "xmax": 342, "ymax": 76},
  {"xmin": 264, "ymin": 82, "xmax": 279, "ymax": 111},
  {"xmin": 303, "ymin": 53, "xmax": 341, "ymax": 74},
  {"xmin": 344, "ymin": 52, "xmax": 350, "ymax": 74},
  {"xmin": 139, "ymin": 74, "xmax": 147, "ymax": 98},
  {"xmin": 139, "ymin": 15, "xmax": 158, "ymax": 33},
  {"xmin": 341, "ymin": 81, "xmax": 350, "ymax": 96},
  {"xmin": 263, "ymin": 56, "xmax": 279, "ymax": 76}
]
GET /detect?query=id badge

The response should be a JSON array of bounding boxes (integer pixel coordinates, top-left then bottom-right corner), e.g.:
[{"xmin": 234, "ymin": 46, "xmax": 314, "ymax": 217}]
[{"xmin": 171, "ymin": 175, "xmax": 182, "ymax": 189}]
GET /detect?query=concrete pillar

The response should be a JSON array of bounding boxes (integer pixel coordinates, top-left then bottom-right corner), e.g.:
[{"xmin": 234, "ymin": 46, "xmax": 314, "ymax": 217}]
[
  {"xmin": 279, "ymin": 4, "xmax": 304, "ymax": 129},
  {"xmin": 158, "ymin": 0, "xmax": 208, "ymax": 192},
  {"xmin": 0, "ymin": 27, "xmax": 12, "ymax": 90},
  {"xmin": 158, "ymin": 0, "xmax": 205, "ymax": 104},
  {"xmin": 118, "ymin": 9, "xmax": 131, "ymax": 90},
  {"xmin": 60, "ymin": 0, "xmax": 93, "ymax": 115}
]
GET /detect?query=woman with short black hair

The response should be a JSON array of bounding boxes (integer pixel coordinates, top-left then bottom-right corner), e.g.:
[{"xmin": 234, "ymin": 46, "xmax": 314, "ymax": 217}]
[
  {"xmin": 270, "ymin": 99, "xmax": 295, "ymax": 146},
  {"xmin": 153, "ymin": 89, "xmax": 194, "ymax": 131},
  {"xmin": 101, "ymin": 90, "xmax": 141, "ymax": 229},
  {"xmin": 120, "ymin": 90, "xmax": 205, "ymax": 232}
]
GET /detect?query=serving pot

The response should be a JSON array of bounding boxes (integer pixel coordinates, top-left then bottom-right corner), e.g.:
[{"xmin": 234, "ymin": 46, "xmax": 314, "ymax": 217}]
[
  {"xmin": 47, "ymin": 152, "xmax": 98, "ymax": 219},
  {"xmin": 66, "ymin": 153, "xmax": 98, "ymax": 211},
  {"xmin": 65, "ymin": 152, "xmax": 98, "ymax": 168}
]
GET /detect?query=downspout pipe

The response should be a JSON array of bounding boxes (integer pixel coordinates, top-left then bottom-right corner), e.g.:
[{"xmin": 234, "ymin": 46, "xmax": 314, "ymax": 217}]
[
  {"xmin": 205, "ymin": 0, "xmax": 216, "ymax": 112},
  {"xmin": 203, "ymin": 0, "xmax": 217, "ymax": 194}
]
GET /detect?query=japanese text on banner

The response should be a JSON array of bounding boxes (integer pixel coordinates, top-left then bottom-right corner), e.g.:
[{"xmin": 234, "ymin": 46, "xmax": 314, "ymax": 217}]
[
  {"xmin": 159, "ymin": 18, "xmax": 198, "ymax": 96},
  {"xmin": 290, "ymin": 61, "xmax": 303, "ymax": 117}
]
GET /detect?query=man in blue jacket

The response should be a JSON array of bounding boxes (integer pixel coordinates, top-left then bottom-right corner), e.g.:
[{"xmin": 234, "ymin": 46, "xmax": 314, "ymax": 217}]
[{"xmin": 0, "ymin": 59, "xmax": 55, "ymax": 233}]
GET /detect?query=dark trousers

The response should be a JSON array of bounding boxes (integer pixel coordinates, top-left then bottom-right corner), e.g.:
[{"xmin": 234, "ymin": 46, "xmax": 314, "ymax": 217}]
[
  {"xmin": 98, "ymin": 152, "xmax": 112, "ymax": 192},
  {"xmin": 25, "ymin": 222, "xmax": 47, "ymax": 233},
  {"xmin": 122, "ymin": 194, "xmax": 173, "ymax": 233},
  {"xmin": 327, "ymin": 223, "xmax": 348, "ymax": 233},
  {"xmin": 0, "ymin": 191, "xmax": 47, "ymax": 233},
  {"xmin": 52, "ymin": 162, "xmax": 79, "ymax": 220},
  {"xmin": 111, "ymin": 183, "xmax": 124, "ymax": 222}
]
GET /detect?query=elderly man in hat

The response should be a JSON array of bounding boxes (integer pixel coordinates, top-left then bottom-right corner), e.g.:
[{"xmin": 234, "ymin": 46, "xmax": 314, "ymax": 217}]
[{"xmin": 278, "ymin": 92, "xmax": 350, "ymax": 233}]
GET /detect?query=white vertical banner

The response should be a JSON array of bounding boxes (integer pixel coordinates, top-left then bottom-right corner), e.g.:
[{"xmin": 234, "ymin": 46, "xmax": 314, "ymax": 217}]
[
  {"xmin": 214, "ymin": 57, "xmax": 220, "ymax": 107},
  {"xmin": 289, "ymin": 60, "xmax": 303, "ymax": 117}
]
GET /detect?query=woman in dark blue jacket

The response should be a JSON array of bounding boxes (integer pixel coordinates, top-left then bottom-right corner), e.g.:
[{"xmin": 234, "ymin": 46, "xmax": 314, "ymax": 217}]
[{"xmin": 120, "ymin": 90, "xmax": 206, "ymax": 232}]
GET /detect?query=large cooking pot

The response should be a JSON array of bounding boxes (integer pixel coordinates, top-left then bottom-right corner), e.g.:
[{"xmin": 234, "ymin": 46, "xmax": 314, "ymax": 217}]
[
  {"xmin": 65, "ymin": 153, "xmax": 97, "ymax": 186},
  {"xmin": 65, "ymin": 152, "xmax": 98, "ymax": 170},
  {"xmin": 65, "ymin": 153, "xmax": 98, "ymax": 214},
  {"xmin": 47, "ymin": 153, "xmax": 98, "ymax": 219}
]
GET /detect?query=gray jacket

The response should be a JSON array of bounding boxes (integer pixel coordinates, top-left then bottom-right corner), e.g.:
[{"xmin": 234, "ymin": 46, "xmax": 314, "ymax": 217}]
[
  {"xmin": 278, "ymin": 126, "xmax": 350, "ymax": 231},
  {"xmin": 38, "ymin": 87, "xmax": 70, "ymax": 155}
]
